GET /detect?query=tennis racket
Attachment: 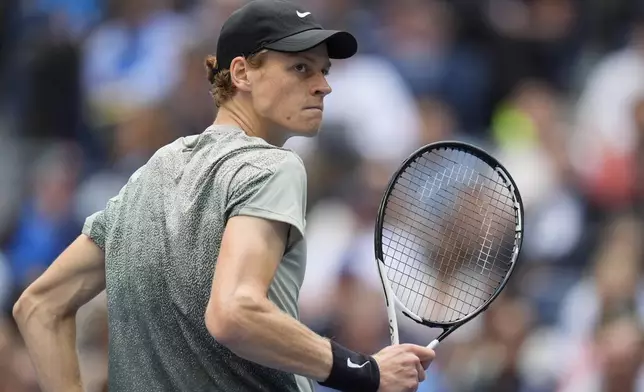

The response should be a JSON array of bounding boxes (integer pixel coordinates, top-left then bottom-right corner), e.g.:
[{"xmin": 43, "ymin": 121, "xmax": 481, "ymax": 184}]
[{"xmin": 374, "ymin": 141, "xmax": 524, "ymax": 350}]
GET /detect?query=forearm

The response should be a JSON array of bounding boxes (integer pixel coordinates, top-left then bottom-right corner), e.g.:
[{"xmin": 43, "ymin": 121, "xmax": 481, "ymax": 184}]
[
  {"xmin": 14, "ymin": 301, "xmax": 83, "ymax": 392},
  {"xmin": 213, "ymin": 297, "xmax": 333, "ymax": 381}
]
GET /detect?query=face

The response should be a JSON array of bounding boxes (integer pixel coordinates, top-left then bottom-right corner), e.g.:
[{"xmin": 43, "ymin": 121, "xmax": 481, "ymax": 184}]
[{"xmin": 245, "ymin": 44, "xmax": 333, "ymax": 137}]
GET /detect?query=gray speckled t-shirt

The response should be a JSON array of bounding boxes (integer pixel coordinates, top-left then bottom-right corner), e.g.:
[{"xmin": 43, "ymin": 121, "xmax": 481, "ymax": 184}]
[{"xmin": 82, "ymin": 125, "xmax": 314, "ymax": 392}]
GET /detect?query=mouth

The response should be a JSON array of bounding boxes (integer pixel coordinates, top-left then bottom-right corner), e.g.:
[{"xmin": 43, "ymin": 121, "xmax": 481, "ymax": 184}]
[{"xmin": 305, "ymin": 106, "xmax": 323, "ymax": 112}]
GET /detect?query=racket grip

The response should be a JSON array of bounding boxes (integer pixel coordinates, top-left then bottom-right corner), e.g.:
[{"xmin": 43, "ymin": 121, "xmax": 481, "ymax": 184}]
[{"xmin": 427, "ymin": 339, "xmax": 439, "ymax": 350}]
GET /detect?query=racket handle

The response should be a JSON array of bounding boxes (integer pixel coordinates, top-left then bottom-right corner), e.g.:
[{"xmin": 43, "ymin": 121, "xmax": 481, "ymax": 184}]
[{"xmin": 427, "ymin": 339, "xmax": 439, "ymax": 350}]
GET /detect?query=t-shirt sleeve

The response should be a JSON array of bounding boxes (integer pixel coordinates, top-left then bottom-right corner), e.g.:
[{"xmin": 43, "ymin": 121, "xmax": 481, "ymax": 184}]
[
  {"xmin": 81, "ymin": 166, "xmax": 145, "ymax": 250},
  {"xmin": 82, "ymin": 209, "xmax": 109, "ymax": 250},
  {"xmin": 227, "ymin": 153, "xmax": 307, "ymax": 237}
]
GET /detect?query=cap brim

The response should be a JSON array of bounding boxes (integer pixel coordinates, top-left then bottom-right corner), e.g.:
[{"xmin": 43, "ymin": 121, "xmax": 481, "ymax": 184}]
[{"xmin": 264, "ymin": 29, "xmax": 358, "ymax": 59}]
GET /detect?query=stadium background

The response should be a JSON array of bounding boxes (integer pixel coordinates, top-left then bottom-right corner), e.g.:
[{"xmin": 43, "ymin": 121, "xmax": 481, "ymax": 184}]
[{"xmin": 0, "ymin": 0, "xmax": 643, "ymax": 391}]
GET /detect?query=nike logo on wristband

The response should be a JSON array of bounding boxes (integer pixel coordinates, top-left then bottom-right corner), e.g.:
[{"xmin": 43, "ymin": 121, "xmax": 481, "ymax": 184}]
[{"xmin": 346, "ymin": 358, "xmax": 369, "ymax": 368}]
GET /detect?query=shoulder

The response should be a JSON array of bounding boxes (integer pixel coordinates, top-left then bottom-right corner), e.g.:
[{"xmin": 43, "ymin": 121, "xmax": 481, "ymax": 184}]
[
  {"xmin": 235, "ymin": 141, "xmax": 305, "ymax": 174},
  {"xmin": 226, "ymin": 147, "xmax": 307, "ymax": 194},
  {"xmin": 225, "ymin": 146, "xmax": 308, "ymax": 235},
  {"xmin": 216, "ymin": 131, "xmax": 306, "ymax": 182},
  {"xmin": 264, "ymin": 149, "xmax": 306, "ymax": 178},
  {"xmin": 202, "ymin": 125, "xmax": 306, "ymax": 174}
]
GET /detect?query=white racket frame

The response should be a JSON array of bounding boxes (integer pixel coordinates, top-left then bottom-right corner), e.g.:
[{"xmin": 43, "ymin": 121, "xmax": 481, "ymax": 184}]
[{"xmin": 376, "ymin": 256, "xmax": 441, "ymax": 349}]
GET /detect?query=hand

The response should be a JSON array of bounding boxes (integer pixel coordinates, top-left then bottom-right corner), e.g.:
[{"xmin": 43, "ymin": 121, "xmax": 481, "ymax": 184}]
[{"xmin": 372, "ymin": 344, "xmax": 435, "ymax": 392}]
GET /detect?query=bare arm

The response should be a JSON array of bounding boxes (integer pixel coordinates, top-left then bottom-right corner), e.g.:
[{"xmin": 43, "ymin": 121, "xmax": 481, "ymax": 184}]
[
  {"xmin": 205, "ymin": 215, "xmax": 333, "ymax": 381},
  {"xmin": 13, "ymin": 234, "xmax": 107, "ymax": 392}
]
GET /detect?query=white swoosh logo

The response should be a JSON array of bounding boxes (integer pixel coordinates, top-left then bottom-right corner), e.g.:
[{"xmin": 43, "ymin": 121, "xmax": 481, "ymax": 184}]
[
  {"xmin": 297, "ymin": 11, "xmax": 311, "ymax": 17},
  {"xmin": 347, "ymin": 358, "xmax": 369, "ymax": 368}
]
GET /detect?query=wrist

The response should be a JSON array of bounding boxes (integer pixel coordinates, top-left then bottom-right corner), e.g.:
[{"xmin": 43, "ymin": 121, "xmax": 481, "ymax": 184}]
[{"xmin": 318, "ymin": 340, "xmax": 380, "ymax": 392}]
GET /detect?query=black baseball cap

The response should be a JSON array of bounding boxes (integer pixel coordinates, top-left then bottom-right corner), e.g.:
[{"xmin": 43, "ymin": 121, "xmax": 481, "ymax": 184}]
[{"xmin": 214, "ymin": 0, "xmax": 358, "ymax": 74}]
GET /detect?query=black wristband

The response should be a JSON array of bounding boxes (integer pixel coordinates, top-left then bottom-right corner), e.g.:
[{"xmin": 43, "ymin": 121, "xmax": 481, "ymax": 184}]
[{"xmin": 318, "ymin": 340, "xmax": 380, "ymax": 392}]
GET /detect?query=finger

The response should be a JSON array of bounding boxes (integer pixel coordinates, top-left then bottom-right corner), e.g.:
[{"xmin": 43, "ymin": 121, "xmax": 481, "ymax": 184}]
[
  {"xmin": 410, "ymin": 369, "xmax": 420, "ymax": 391},
  {"xmin": 416, "ymin": 362, "xmax": 426, "ymax": 382},
  {"xmin": 408, "ymin": 380, "xmax": 420, "ymax": 392},
  {"xmin": 403, "ymin": 344, "xmax": 436, "ymax": 361}
]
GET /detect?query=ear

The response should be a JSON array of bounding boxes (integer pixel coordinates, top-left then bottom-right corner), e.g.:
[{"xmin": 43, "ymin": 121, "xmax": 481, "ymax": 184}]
[{"xmin": 230, "ymin": 57, "xmax": 252, "ymax": 93}]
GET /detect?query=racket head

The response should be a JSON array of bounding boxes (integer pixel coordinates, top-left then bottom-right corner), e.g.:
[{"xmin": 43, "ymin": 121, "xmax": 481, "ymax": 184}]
[{"xmin": 374, "ymin": 141, "xmax": 524, "ymax": 330}]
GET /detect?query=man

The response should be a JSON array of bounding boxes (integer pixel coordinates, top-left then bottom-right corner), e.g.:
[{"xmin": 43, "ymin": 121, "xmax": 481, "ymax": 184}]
[{"xmin": 12, "ymin": 1, "xmax": 436, "ymax": 391}]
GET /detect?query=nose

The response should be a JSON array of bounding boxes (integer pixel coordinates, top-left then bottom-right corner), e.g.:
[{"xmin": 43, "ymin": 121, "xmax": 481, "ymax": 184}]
[{"xmin": 313, "ymin": 74, "xmax": 332, "ymax": 97}]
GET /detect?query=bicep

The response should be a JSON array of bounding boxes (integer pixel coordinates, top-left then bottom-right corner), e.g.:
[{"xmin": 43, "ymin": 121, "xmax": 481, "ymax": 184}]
[
  {"xmin": 21, "ymin": 234, "xmax": 106, "ymax": 317},
  {"xmin": 207, "ymin": 153, "xmax": 307, "ymax": 316},
  {"xmin": 208, "ymin": 215, "xmax": 289, "ymax": 309}
]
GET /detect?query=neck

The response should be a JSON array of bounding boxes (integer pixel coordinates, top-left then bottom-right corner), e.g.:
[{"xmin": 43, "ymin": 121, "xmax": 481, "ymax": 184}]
[{"xmin": 213, "ymin": 101, "xmax": 288, "ymax": 147}]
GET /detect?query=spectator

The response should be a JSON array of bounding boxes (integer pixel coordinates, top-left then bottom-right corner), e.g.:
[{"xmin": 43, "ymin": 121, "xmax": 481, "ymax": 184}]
[
  {"xmin": 4, "ymin": 143, "xmax": 82, "ymax": 292},
  {"xmin": 81, "ymin": 0, "xmax": 192, "ymax": 128},
  {"xmin": 571, "ymin": 14, "xmax": 644, "ymax": 212}
]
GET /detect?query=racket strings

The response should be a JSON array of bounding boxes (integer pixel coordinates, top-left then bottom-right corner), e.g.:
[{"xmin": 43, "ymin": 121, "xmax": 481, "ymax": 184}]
[
  {"xmin": 386, "ymin": 191, "xmax": 517, "ymax": 260},
  {"xmin": 383, "ymin": 206, "xmax": 502, "ymax": 320},
  {"xmin": 390, "ymin": 165, "xmax": 517, "ymax": 256},
  {"xmin": 386, "ymin": 168, "xmax": 515, "ymax": 282},
  {"xmin": 416, "ymin": 156, "xmax": 516, "ymax": 242},
  {"xmin": 381, "ymin": 148, "xmax": 517, "ymax": 324},
  {"xmin": 383, "ymin": 212, "xmax": 503, "ymax": 291},
  {"xmin": 384, "ymin": 199, "xmax": 506, "ymax": 321},
  {"xmin": 423, "ymin": 153, "xmax": 514, "ymax": 205},
  {"xmin": 407, "ymin": 162, "xmax": 512, "ymax": 320},
  {"xmin": 388, "ymin": 158, "xmax": 513, "ymax": 320}
]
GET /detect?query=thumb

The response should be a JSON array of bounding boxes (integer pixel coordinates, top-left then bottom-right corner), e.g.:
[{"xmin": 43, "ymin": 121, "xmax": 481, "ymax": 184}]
[{"xmin": 405, "ymin": 344, "xmax": 436, "ymax": 362}]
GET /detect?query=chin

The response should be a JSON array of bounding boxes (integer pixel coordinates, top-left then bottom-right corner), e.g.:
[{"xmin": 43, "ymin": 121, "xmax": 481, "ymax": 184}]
[{"xmin": 288, "ymin": 121, "xmax": 322, "ymax": 137}]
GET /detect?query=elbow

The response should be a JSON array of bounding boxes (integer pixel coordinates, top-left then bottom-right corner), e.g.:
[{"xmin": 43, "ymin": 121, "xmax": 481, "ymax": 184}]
[
  {"xmin": 13, "ymin": 289, "xmax": 56, "ymax": 328},
  {"xmin": 12, "ymin": 295, "xmax": 25, "ymax": 324},
  {"xmin": 205, "ymin": 311, "xmax": 240, "ymax": 348},
  {"xmin": 12, "ymin": 290, "xmax": 40, "ymax": 326},
  {"xmin": 205, "ymin": 293, "xmax": 265, "ymax": 349}
]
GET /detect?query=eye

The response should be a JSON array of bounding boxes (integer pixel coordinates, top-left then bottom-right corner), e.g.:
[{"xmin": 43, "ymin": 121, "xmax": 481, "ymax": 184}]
[
  {"xmin": 294, "ymin": 63, "xmax": 308, "ymax": 73},
  {"xmin": 322, "ymin": 68, "xmax": 330, "ymax": 76}
]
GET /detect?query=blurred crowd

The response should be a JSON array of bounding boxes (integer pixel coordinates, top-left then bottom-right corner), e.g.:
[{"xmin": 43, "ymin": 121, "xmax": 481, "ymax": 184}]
[{"xmin": 1, "ymin": 0, "xmax": 644, "ymax": 391}]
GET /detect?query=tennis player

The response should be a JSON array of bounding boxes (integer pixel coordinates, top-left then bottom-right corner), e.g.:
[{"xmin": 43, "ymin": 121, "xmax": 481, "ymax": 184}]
[{"xmin": 12, "ymin": 1, "xmax": 436, "ymax": 391}]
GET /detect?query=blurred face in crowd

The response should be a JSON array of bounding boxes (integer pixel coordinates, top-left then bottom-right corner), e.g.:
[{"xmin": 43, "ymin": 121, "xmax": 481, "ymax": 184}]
[
  {"xmin": 597, "ymin": 317, "xmax": 644, "ymax": 385},
  {"xmin": 594, "ymin": 216, "xmax": 642, "ymax": 305},
  {"xmin": 633, "ymin": 97, "xmax": 644, "ymax": 135},
  {"xmin": 632, "ymin": 20, "xmax": 644, "ymax": 52},
  {"xmin": 232, "ymin": 44, "xmax": 333, "ymax": 140},
  {"xmin": 117, "ymin": 0, "xmax": 169, "ymax": 25}
]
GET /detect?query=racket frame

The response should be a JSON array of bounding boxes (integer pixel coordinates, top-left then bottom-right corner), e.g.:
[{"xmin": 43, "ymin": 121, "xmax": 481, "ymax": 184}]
[{"xmin": 374, "ymin": 141, "xmax": 524, "ymax": 349}]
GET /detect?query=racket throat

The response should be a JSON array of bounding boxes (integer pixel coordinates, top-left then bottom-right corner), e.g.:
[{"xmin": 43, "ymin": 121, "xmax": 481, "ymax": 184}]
[{"xmin": 427, "ymin": 339, "xmax": 440, "ymax": 350}]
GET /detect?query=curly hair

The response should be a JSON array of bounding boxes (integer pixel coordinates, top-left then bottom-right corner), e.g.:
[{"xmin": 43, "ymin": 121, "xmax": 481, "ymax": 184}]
[{"xmin": 204, "ymin": 51, "xmax": 267, "ymax": 108}]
